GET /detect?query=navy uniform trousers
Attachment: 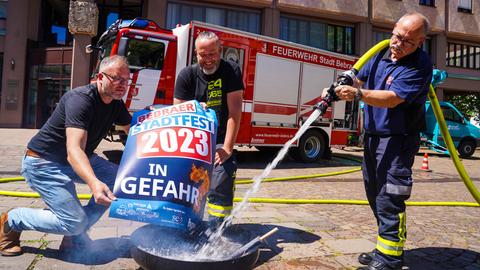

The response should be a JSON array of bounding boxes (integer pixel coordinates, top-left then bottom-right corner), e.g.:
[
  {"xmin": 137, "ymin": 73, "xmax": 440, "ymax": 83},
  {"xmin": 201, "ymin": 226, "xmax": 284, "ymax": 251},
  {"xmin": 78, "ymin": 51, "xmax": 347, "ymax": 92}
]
[
  {"xmin": 206, "ymin": 149, "xmax": 237, "ymax": 222},
  {"xmin": 363, "ymin": 133, "xmax": 420, "ymax": 268}
]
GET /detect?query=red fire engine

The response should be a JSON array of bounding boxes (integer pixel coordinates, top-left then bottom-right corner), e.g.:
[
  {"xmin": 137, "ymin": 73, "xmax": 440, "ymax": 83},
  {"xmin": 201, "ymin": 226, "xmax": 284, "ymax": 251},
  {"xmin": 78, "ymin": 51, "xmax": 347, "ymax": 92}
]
[{"xmin": 89, "ymin": 18, "xmax": 361, "ymax": 162}]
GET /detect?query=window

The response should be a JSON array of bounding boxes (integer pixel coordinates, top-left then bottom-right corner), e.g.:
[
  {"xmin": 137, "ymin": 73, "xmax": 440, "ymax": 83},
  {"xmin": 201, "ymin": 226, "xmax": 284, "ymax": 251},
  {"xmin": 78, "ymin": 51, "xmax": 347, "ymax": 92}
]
[
  {"xmin": 441, "ymin": 106, "xmax": 463, "ymax": 123},
  {"xmin": 0, "ymin": 53, "xmax": 2, "ymax": 105},
  {"xmin": 41, "ymin": 0, "xmax": 72, "ymax": 46},
  {"xmin": 446, "ymin": 42, "xmax": 480, "ymax": 70},
  {"xmin": 0, "ymin": 0, "xmax": 6, "ymax": 35},
  {"xmin": 166, "ymin": 2, "xmax": 261, "ymax": 34},
  {"xmin": 126, "ymin": 39, "xmax": 165, "ymax": 70},
  {"xmin": 422, "ymin": 38, "xmax": 433, "ymax": 60},
  {"xmin": 97, "ymin": 0, "xmax": 144, "ymax": 32},
  {"xmin": 419, "ymin": 0, "xmax": 435, "ymax": 6},
  {"xmin": 51, "ymin": 25, "xmax": 67, "ymax": 45},
  {"xmin": 458, "ymin": 0, "xmax": 472, "ymax": 12},
  {"xmin": 26, "ymin": 48, "xmax": 72, "ymax": 128},
  {"xmin": 0, "ymin": 0, "xmax": 6, "ymax": 18},
  {"xmin": 373, "ymin": 31, "xmax": 391, "ymax": 44},
  {"xmin": 280, "ymin": 16, "xmax": 355, "ymax": 55}
]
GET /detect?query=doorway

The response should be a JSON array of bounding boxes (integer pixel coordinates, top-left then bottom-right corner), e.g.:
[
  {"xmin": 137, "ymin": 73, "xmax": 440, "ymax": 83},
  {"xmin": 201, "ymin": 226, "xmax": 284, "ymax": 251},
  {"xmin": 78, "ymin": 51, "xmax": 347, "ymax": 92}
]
[{"xmin": 25, "ymin": 47, "xmax": 72, "ymax": 128}]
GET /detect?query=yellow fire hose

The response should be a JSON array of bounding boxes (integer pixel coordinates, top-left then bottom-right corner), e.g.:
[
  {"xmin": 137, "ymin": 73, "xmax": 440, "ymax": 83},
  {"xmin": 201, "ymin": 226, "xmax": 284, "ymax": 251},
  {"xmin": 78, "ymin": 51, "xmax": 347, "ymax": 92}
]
[
  {"xmin": 0, "ymin": 39, "xmax": 478, "ymax": 207},
  {"xmin": 427, "ymin": 85, "xmax": 480, "ymax": 204}
]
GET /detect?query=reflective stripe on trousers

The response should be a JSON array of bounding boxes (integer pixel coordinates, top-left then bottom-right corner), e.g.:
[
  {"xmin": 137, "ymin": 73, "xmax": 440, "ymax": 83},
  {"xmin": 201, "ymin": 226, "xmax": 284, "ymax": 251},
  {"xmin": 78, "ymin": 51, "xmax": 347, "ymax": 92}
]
[
  {"xmin": 207, "ymin": 201, "xmax": 232, "ymax": 218},
  {"xmin": 376, "ymin": 212, "xmax": 407, "ymax": 256}
]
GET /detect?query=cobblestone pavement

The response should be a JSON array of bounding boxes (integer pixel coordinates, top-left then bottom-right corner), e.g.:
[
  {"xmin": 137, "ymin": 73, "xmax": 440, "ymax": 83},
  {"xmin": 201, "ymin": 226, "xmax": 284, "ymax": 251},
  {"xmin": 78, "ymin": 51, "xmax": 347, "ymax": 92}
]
[{"xmin": 1, "ymin": 129, "xmax": 479, "ymax": 270}]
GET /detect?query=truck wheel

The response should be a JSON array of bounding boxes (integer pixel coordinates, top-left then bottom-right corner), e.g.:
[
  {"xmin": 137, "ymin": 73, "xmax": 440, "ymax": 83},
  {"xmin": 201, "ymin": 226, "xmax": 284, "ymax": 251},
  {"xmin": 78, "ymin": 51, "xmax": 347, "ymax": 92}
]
[
  {"xmin": 458, "ymin": 139, "xmax": 476, "ymax": 157},
  {"xmin": 291, "ymin": 129, "xmax": 325, "ymax": 163}
]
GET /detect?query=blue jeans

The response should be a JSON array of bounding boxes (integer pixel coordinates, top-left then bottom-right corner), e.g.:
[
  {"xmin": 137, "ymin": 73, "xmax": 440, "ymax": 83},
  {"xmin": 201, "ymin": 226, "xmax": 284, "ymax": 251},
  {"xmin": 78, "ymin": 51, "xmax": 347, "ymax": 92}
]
[{"xmin": 8, "ymin": 154, "xmax": 117, "ymax": 236}]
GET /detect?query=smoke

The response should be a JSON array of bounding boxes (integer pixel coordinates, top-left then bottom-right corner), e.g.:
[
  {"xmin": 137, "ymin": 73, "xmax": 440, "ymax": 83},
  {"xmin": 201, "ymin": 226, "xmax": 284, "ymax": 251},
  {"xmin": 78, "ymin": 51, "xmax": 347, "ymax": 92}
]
[{"xmin": 59, "ymin": 236, "xmax": 131, "ymax": 264}]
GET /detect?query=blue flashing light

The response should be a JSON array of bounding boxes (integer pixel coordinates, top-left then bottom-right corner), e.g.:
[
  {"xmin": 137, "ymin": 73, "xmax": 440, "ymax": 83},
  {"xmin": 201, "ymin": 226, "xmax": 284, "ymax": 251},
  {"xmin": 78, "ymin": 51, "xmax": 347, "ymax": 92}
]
[
  {"xmin": 118, "ymin": 18, "xmax": 150, "ymax": 29},
  {"xmin": 131, "ymin": 18, "xmax": 149, "ymax": 28}
]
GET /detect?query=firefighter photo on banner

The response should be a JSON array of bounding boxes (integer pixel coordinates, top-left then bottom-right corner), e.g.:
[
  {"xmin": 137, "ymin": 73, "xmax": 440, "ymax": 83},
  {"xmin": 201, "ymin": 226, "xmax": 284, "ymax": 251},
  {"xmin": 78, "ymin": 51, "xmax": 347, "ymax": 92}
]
[{"xmin": 109, "ymin": 100, "xmax": 218, "ymax": 231}]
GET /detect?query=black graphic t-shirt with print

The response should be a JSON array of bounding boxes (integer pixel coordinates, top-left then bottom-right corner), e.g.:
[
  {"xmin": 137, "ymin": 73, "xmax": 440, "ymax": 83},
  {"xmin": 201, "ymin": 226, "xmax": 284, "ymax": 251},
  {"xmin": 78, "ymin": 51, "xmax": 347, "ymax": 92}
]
[{"xmin": 174, "ymin": 59, "xmax": 244, "ymax": 143}]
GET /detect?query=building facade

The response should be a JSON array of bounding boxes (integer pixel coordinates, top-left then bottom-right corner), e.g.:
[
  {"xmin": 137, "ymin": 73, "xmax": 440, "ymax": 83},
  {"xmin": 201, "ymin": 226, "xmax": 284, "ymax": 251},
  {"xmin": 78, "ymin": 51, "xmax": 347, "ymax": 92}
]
[{"xmin": 0, "ymin": 0, "xmax": 478, "ymax": 128}]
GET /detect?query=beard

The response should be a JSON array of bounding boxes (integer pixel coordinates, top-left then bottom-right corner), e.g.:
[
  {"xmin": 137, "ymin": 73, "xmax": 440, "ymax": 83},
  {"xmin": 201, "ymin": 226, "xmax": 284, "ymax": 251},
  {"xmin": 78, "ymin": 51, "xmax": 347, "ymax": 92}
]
[
  {"xmin": 110, "ymin": 86, "xmax": 127, "ymax": 100},
  {"xmin": 201, "ymin": 62, "xmax": 220, "ymax": 75}
]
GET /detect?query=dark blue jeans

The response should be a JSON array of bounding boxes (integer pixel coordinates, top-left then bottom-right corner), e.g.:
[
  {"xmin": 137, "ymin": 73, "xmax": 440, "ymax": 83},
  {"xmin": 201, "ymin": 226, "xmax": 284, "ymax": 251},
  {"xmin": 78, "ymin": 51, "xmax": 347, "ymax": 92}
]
[{"xmin": 363, "ymin": 134, "xmax": 420, "ymax": 268}]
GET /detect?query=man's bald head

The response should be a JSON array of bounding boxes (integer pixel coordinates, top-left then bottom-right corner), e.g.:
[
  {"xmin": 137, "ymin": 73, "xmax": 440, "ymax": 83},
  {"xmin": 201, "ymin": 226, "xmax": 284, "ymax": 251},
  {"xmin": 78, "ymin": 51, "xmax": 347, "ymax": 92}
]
[
  {"xmin": 390, "ymin": 12, "xmax": 430, "ymax": 61},
  {"xmin": 396, "ymin": 12, "xmax": 430, "ymax": 38}
]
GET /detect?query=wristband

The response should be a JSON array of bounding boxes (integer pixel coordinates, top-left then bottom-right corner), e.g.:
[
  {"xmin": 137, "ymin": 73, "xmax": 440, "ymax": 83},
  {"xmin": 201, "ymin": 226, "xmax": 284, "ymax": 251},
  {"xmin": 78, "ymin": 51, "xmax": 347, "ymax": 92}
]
[{"xmin": 355, "ymin": 88, "xmax": 363, "ymax": 101}]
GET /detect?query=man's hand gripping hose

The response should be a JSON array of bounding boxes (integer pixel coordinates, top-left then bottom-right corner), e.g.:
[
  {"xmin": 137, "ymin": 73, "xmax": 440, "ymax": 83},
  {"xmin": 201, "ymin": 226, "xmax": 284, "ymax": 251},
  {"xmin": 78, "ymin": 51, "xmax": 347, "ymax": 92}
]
[{"xmin": 313, "ymin": 69, "xmax": 358, "ymax": 114}]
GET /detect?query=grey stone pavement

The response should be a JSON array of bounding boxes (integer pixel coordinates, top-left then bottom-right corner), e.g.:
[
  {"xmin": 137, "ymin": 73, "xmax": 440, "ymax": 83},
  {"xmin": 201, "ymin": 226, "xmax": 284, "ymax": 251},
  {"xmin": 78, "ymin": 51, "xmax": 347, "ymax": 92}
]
[{"xmin": 0, "ymin": 128, "xmax": 479, "ymax": 270}]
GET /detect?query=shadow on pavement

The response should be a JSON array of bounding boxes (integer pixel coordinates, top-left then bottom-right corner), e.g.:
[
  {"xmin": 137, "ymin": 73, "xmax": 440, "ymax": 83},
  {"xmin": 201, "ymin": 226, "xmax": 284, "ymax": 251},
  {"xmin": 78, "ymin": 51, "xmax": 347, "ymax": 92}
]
[
  {"xmin": 404, "ymin": 247, "xmax": 480, "ymax": 270},
  {"xmin": 233, "ymin": 223, "xmax": 321, "ymax": 267},
  {"xmin": 236, "ymin": 150, "xmax": 361, "ymax": 170},
  {"xmin": 23, "ymin": 237, "xmax": 132, "ymax": 265}
]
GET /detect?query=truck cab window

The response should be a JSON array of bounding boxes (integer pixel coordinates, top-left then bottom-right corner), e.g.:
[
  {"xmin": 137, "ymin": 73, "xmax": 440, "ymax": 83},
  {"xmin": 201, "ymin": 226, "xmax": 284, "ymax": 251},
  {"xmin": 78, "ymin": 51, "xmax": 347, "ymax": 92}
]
[
  {"xmin": 126, "ymin": 39, "xmax": 165, "ymax": 70},
  {"xmin": 441, "ymin": 107, "xmax": 463, "ymax": 123},
  {"xmin": 222, "ymin": 47, "xmax": 244, "ymax": 70}
]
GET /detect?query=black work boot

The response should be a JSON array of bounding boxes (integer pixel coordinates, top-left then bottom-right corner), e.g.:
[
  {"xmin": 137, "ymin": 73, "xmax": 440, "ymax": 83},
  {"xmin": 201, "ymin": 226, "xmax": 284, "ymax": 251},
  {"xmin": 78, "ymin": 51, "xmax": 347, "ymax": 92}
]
[
  {"xmin": 357, "ymin": 260, "xmax": 402, "ymax": 270},
  {"xmin": 358, "ymin": 250, "xmax": 375, "ymax": 265}
]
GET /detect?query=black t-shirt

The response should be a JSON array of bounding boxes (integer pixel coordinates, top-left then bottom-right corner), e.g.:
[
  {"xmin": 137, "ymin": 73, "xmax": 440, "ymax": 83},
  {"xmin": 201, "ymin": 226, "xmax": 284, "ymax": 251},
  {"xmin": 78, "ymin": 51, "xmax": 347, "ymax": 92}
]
[
  {"xmin": 28, "ymin": 84, "xmax": 131, "ymax": 163},
  {"xmin": 174, "ymin": 59, "xmax": 244, "ymax": 143}
]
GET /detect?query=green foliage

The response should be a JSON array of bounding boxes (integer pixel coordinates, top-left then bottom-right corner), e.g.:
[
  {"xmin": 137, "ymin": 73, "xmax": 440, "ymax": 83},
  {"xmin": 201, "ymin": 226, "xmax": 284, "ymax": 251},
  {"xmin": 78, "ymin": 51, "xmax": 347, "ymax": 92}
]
[{"xmin": 445, "ymin": 93, "xmax": 480, "ymax": 122}]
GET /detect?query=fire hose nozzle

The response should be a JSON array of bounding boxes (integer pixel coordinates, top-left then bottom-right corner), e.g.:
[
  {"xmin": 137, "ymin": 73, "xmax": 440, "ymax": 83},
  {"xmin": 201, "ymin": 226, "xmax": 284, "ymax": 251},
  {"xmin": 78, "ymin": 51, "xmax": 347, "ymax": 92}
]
[
  {"xmin": 313, "ymin": 68, "xmax": 359, "ymax": 112},
  {"xmin": 337, "ymin": 69, "xmax": 358, "ymax": 86},
  {"xmin": 313, "ymin": 83, "xmax": 338, "ymax": 111}
]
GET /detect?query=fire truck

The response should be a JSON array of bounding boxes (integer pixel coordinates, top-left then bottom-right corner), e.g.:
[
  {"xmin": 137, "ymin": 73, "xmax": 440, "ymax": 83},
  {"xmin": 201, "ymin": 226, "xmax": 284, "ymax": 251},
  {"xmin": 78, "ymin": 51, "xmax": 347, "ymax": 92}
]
[{"xmin": 89, "ymin": 18, "xmax": 361, "ymax": 162}]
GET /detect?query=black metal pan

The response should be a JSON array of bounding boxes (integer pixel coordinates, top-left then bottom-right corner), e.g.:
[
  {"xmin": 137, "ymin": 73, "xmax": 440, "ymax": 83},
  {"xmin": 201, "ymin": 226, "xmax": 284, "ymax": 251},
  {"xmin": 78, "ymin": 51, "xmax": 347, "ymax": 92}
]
[{"xmin": 130, "ymin": 224, "xmax": 260, "ymax": 270}]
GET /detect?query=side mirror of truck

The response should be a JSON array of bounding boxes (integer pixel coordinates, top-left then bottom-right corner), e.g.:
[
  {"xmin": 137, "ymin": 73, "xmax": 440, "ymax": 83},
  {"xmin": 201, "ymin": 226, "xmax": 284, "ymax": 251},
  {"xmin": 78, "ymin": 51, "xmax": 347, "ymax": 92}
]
[{"xmin": 85, "ymin": 44, "xmax": 104, "ymax": 54}]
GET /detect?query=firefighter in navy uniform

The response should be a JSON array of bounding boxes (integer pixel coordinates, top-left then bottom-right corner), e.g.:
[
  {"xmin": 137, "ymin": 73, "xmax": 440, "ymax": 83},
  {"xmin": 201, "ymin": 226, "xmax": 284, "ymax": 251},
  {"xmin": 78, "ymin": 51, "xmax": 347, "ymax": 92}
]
[
  {"xmin": 174, "ymin": 31, "xmax": 244, "ymax": 226},
  {"xmin": 332, "ymin": 12, "xmax": 432, "ymax": 270}
]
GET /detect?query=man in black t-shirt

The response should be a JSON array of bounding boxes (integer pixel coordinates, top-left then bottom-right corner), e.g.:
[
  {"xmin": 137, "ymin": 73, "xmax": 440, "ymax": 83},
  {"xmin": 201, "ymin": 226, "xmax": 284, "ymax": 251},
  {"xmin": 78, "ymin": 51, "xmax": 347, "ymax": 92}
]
[
  {"xmin": 174, "ymin": 31, "xmax": 244, "ymax": 226},
  {"xmin": 0, "ymin": 56, "xmax": 131, "ymax": 256}
]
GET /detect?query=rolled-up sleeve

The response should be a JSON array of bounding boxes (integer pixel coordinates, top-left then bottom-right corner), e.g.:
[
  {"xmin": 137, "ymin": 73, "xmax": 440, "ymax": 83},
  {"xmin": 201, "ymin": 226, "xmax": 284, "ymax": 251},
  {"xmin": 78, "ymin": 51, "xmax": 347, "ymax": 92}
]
[{"xmin": 390, "ymin": 67, "xmax": 432, "ymax": 103}]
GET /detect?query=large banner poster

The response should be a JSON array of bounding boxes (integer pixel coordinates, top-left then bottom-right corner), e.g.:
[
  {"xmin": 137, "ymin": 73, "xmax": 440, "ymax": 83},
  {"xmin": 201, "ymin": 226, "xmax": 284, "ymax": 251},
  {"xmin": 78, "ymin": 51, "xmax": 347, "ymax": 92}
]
[{"xmin": 109, "ymin": 101, "xmax": 217, "ymax": 231}]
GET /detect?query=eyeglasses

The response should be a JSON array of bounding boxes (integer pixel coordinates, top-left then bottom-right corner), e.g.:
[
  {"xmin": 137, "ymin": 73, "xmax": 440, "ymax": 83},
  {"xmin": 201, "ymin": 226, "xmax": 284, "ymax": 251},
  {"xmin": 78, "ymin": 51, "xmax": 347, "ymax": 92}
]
[
  {"xmin": 101, "ymin": 72, "xmax": 129, "ymax": 85},
  {"xmin": 391, "ymin": 32, "xmax": 416, "ymax": 48}
]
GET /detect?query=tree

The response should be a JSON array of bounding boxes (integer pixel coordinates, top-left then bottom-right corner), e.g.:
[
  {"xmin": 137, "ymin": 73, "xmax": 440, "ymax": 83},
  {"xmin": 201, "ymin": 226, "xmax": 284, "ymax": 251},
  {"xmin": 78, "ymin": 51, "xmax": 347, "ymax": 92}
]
[{"xmin": 445, "ymin": 93, "xmax": 480, "ymax": 122}]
